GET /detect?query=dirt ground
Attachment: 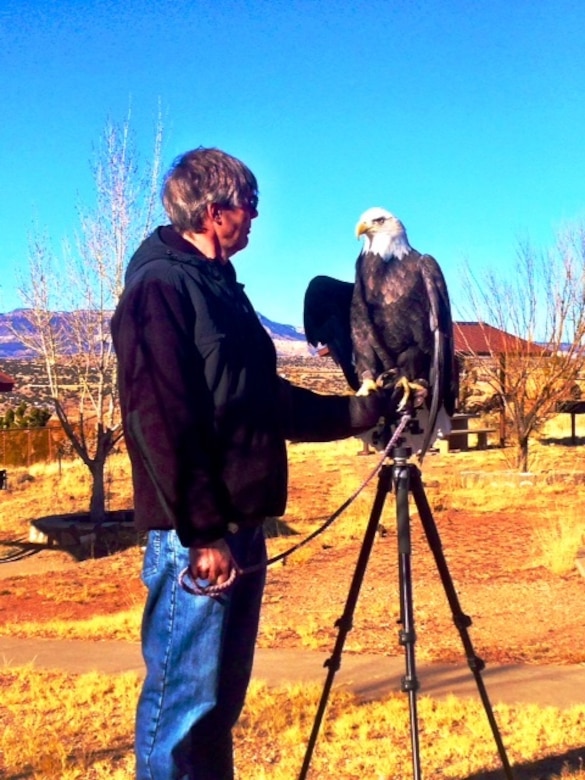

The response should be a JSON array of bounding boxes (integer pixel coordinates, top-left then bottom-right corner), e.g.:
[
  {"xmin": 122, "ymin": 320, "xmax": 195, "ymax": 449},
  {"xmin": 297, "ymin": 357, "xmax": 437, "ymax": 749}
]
[
  {"xmin": 259, "ymin": 507, "xmax": 585, "ymax": 666},
  {"xmin": 1, "ymin": 447, "xmax": 584, "ymax": 668}
]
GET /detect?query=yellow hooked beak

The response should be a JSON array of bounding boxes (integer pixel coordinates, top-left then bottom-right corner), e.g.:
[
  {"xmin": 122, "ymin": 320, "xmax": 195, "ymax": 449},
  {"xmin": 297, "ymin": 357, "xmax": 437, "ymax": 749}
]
[{"xmin": 355, "ymin": 220, "xmax": 368, "ymax": 239}]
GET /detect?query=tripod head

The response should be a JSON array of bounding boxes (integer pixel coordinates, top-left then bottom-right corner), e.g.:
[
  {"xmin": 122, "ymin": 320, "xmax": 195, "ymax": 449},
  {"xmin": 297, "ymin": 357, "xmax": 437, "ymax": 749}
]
[
  {"xmin": 391, "ymin": 444, "xmax": 413, "ymax": 464},
  {"xmin": 362, "ymin": 409, "xmax": 423, "ymax": 456}
]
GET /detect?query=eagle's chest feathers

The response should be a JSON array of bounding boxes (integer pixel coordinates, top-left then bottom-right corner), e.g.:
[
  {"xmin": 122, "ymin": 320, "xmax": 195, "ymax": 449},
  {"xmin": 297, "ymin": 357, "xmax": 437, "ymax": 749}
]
[
  {"xmin": 362, "ymin": 251, "xmax": 424, "ymax": 307},
  {"xmin": 358, "ymin": 251, "xmax": 430, "ymax": 356}
]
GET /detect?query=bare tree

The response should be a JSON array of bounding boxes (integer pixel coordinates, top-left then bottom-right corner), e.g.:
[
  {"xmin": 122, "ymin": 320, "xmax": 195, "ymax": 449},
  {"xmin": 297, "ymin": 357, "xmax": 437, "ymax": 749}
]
[
  {"xmin": 16, "ymin": 110, "xmax": 164, "ymax": 521},
  {"xmin": 459, "ymin": 223, "xmax": 585, "ymax": 472}
]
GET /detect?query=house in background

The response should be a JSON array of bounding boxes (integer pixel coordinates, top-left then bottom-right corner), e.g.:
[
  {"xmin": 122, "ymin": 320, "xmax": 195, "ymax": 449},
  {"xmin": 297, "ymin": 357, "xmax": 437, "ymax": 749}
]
[
  {"xmin": 0, "ymin": 369, "xmax": 14, "ymax": 392},
  {"xmin": 453, "ymin": 321, "xmax": 548, "ymax": 358},
  {"xmin": 453, "ymin": 322, "xmax": 553, "ymax": 445}
]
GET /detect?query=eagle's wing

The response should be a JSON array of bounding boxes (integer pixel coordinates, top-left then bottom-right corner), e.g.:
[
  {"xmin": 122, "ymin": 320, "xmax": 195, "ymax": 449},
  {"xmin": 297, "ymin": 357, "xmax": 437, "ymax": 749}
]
[
  {"xmin": 303, "ymin": 275, "xmax": 360, "ymax": 390},
  {"xmin": 420, "ymin": 254, "xmax": 458, "ymax": 455}
]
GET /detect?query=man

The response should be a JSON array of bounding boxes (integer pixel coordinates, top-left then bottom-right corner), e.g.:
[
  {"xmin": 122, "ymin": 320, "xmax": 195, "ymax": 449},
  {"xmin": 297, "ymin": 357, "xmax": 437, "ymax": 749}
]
[{"xmin": 111, "ymin": 147, "xmax": 395, "ymax": 779}]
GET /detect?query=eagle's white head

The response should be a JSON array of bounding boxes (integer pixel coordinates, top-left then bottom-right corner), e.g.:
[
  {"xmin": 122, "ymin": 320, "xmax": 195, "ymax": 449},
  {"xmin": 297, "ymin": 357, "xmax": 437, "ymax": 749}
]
[{"xmin": 355, "ymin": 207, "xmax": 412, "ymax": 261}]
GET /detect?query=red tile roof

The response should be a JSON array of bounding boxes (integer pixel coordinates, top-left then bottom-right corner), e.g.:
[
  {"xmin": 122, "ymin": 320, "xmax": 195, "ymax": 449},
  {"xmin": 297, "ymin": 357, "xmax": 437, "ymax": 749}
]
[
  {"xmin": 454, "ymin": 322, "xmax": 546, "ymax": 356},
  {"xmin": 0, "ymin": 370, "xmax": 15, "ymax": 392}
]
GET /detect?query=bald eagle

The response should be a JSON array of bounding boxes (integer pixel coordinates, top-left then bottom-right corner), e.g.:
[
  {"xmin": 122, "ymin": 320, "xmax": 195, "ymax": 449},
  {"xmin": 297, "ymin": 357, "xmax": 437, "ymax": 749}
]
[{"xmin": 304, "ymin": 207, "xmax": 458, "ymax": 458}]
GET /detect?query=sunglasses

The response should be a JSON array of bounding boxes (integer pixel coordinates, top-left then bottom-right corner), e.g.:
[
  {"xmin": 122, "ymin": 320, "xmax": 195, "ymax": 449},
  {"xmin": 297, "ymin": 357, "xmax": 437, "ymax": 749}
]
[{"xmin": 243, "ymin": 192, "xmax": 258, "ymax": 212}]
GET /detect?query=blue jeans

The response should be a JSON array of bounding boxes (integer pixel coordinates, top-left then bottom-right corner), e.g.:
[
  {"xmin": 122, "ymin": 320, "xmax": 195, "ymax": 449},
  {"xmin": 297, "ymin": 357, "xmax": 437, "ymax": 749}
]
[{"xmin": 135, "ymin": 527, "xmax": 267, "ymax": 779}]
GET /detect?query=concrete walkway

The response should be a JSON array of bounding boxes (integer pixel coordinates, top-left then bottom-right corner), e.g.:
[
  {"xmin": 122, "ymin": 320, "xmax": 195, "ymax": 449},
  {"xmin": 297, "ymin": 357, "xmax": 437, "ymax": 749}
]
[{"xmin": 1, "ymin": 635, "xmax": 585, "ymax": 710}]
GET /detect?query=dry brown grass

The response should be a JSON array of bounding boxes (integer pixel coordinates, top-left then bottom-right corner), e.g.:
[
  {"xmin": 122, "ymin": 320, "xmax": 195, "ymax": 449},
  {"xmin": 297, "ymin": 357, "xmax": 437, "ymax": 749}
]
[
  {"xmin": 0, "ymin": 453, "xmax": 134, "ymax": 540},
  {"xmin": 1, "ymin": 412, "xmax": 585, "ymax": 777},
  {"xmin": 1, "ymin": 669, "xmax": 585, "ymax": 779}
]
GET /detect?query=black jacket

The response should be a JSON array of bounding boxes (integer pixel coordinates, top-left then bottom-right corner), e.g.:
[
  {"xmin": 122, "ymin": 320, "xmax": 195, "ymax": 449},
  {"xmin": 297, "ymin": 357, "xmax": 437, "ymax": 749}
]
[{"xmin": 111, "ymin": 227, "xmax": 386, "ymax": 546}]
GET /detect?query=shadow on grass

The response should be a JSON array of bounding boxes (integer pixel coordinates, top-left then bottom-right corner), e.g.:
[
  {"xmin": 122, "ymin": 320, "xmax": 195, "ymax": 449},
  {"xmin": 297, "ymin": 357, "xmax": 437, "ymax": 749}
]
[
  {"xmin": 7, "ymin": 742, "xmax": 134, "ymax": 779},
  {"xmin": 0, "ymin": 537, "xmax": 47, "ymax": 563},
  {"xmin": 3, "ymin": 514, "xmax": 298, "ymax": 565},
  {"xmin": 465, "ymin": 746, "xmax": 585, "ymax": 779},
  {"xmin": 263, "ymin": 516, "xmax": 299, "ymax": 538},
  {"xmin": 541, "ymin": 435, "xmax": 585, "ymax": 447}
]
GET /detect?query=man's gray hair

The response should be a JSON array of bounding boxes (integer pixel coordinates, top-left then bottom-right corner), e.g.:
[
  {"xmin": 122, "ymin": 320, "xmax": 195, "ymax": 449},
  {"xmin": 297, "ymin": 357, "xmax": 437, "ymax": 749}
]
[{"xmin": 162, "ymin": 147, "xmax": 259, "ymax": 232}]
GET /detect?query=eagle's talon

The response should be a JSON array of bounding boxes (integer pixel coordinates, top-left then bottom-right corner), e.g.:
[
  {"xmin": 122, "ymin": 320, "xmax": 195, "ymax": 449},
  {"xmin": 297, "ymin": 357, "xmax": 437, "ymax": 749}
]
[
  {"xmin": 356, "ymin": 378, "xmax": 378, "ymax": 396},
  {"xmin": 411, "ymin": 379, "xmax": 429, "ymax": 409},
  {"xmin": 394, "ymin": 376, "xmax": 429, "ymax": 411},
  {"xmin": 375, "ymin": 369, "xmax": 399, "ymax": 390}
]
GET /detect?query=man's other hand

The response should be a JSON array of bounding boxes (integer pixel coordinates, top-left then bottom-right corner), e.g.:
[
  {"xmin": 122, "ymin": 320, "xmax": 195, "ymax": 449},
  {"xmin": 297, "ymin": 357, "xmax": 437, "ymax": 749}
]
[{"xmin": 189, "ymin": 539, "xmax": 233, "ymax": 585}]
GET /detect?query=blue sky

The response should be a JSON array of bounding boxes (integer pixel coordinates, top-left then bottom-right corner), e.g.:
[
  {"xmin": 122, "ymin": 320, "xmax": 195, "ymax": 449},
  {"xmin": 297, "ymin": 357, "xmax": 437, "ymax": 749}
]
[{"xmin": 1, "ymin": 0, "xmax": 584, "ymax": 327}]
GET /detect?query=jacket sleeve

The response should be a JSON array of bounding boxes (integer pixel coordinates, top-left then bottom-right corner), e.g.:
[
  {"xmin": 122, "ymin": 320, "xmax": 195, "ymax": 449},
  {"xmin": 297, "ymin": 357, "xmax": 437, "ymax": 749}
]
[
  {"xmin": 276, "ymin": 377, "xmax": 395, "ymax": 442},
  {"xmin": 113, "ymin": 274, "xmax": 232, "ymax": 547}
]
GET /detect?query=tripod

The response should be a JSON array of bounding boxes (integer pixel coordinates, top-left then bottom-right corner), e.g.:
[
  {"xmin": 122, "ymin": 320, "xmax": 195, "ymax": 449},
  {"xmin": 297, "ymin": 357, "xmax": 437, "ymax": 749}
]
[{"xmin": 298, "ymin": 446, "xmax": 514, "ymax": 780}]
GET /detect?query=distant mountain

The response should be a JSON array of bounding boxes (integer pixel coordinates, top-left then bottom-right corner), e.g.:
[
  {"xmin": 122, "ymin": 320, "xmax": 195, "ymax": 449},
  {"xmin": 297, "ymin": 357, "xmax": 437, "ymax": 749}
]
[
  {"xmin": 0, "ymin": 309, "xmax": 308, "ymax": 359},
  {"xmin": 256, "ymin": 313, "xmax": 310, "ymax": 357},
  {"xmin": 0, "ymin": 310, "xmax": 38, "ymax": 359},
  {"xmin": 256, "ymin": 313, "xmax": 303, "ymax": 341}
]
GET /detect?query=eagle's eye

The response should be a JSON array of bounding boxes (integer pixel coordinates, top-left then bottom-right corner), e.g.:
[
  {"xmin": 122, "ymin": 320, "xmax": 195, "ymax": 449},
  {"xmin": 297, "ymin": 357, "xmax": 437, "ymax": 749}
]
[{"xmin": 373, "ymin": 217, "xmax": 386, "ymax": 226}]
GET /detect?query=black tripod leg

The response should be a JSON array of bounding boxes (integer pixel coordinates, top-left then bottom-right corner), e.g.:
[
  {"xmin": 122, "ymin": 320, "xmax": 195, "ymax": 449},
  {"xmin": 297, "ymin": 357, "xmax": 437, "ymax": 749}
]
[
  {"xmin": 394, "ymin": 453, "xmax": 423, "ymax": 780},
  {"xmin": 298, "ymin": 464, "xmax": 393, "ymax": 780},
  {"xmin": 409, "ymin": 465, "xmax": 515, "ymax": 780}
]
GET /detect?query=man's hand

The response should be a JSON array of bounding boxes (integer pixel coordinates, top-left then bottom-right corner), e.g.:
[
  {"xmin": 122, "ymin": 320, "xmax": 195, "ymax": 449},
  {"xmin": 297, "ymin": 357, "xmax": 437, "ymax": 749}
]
[{"xmin": 189, "ymin": 539, "xmax": 233, "ymax": 585}]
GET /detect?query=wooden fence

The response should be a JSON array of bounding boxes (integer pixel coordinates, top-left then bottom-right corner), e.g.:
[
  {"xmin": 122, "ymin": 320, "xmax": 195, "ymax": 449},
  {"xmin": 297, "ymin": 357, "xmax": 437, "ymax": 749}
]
[{"xmin": 0, "ymin": 424, "xmax": 76, "ymax": 467}]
